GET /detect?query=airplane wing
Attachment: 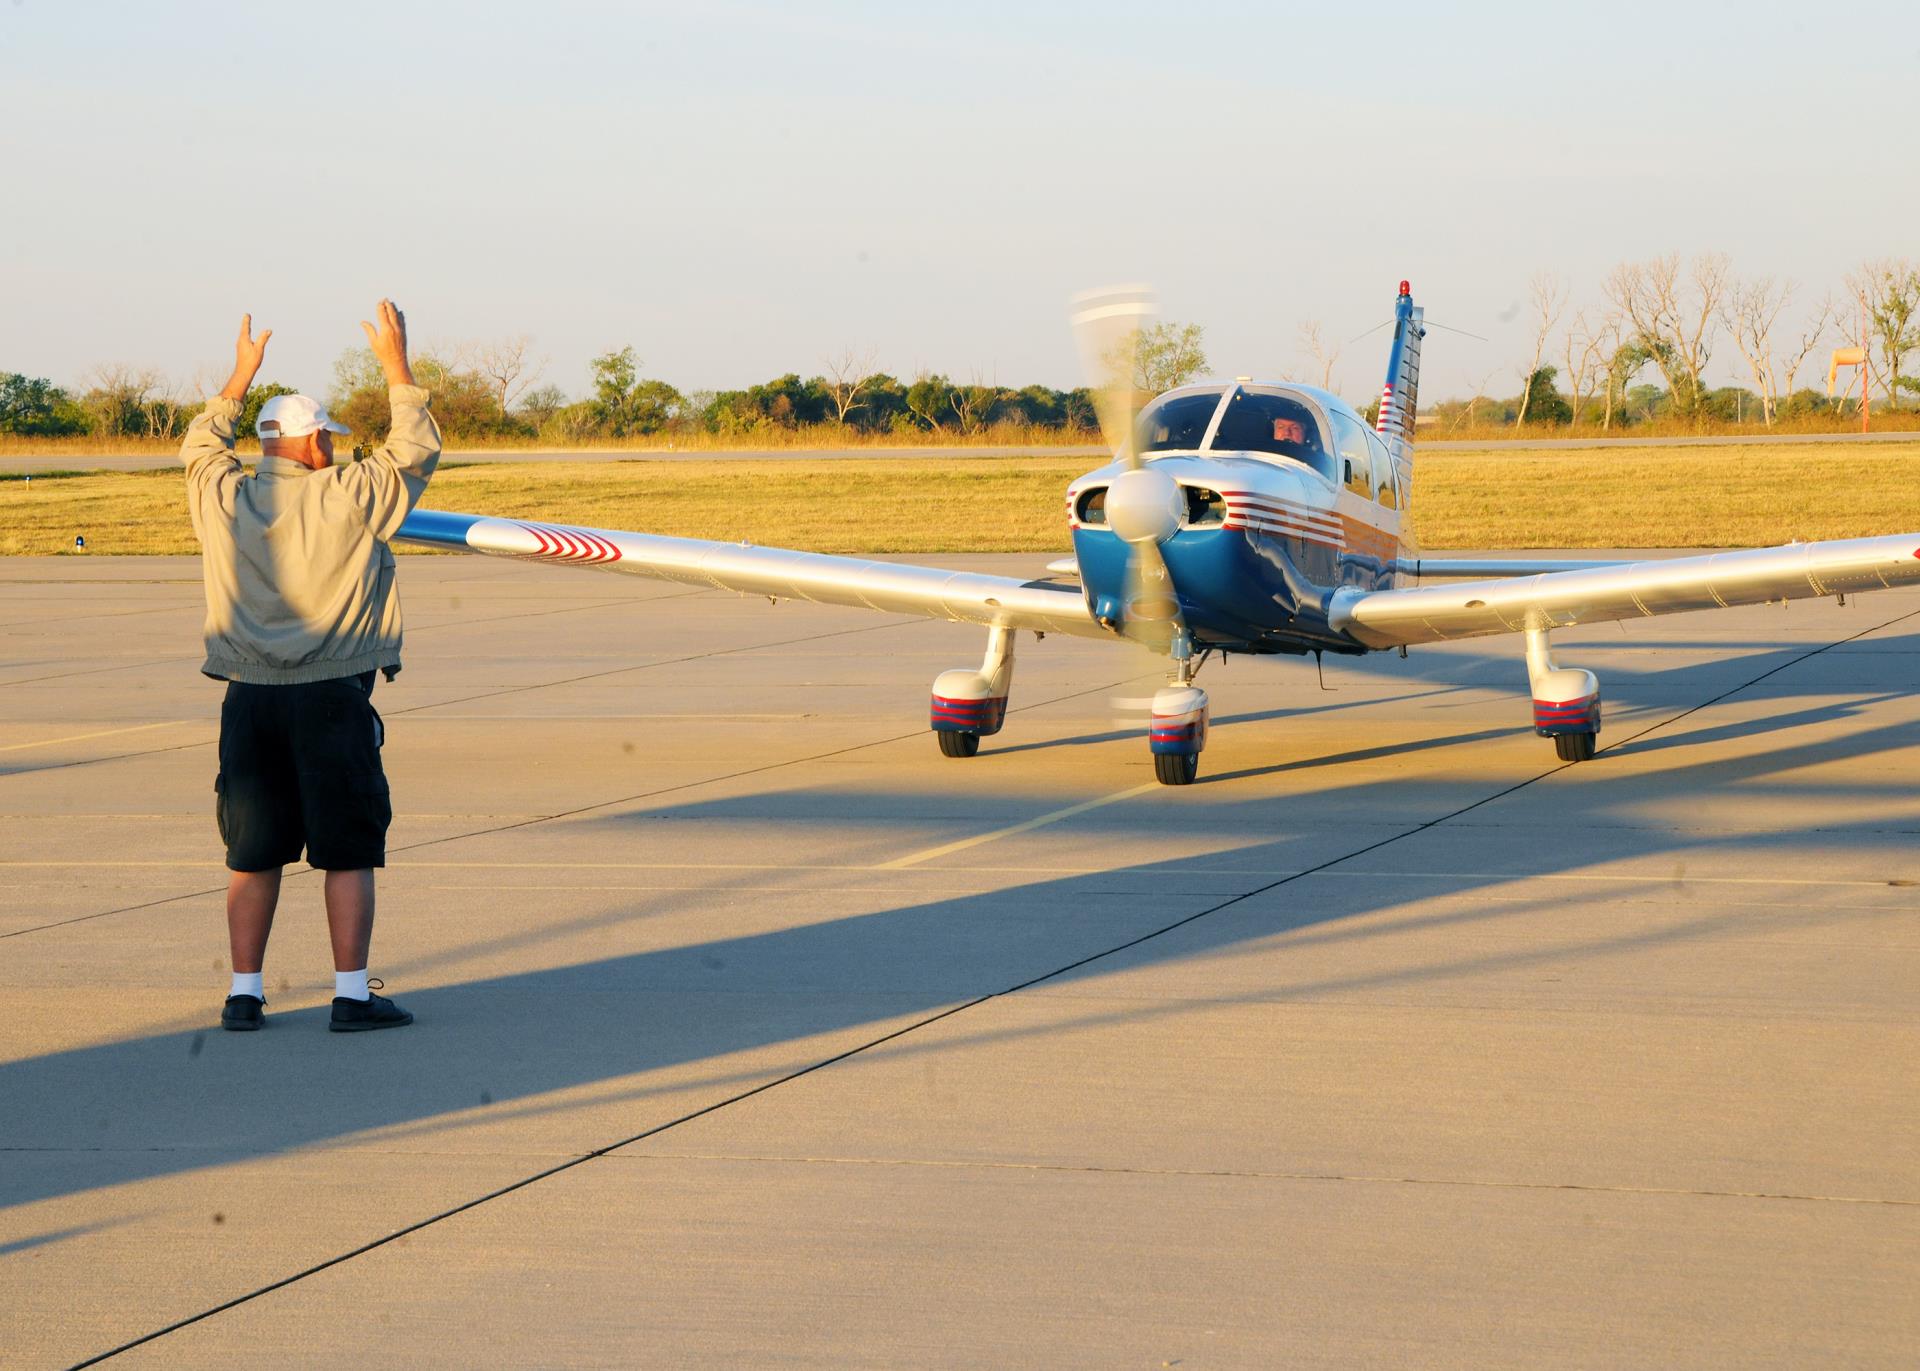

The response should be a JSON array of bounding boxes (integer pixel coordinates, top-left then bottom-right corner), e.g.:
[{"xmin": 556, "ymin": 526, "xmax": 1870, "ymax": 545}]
[
  {"xmin": 395, "ymin": 509, "xmax": 1109, "ymax": 640},
  {"xmin": 1331, "ymin": 534, "xmax": 1920, "ymax": 648}
]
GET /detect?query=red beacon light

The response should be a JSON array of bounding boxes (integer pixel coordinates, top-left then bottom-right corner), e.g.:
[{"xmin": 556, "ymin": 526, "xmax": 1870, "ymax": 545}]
[{"xmin": 1398, "ymin": 279, "xmax": 1411, "ymax": 297}]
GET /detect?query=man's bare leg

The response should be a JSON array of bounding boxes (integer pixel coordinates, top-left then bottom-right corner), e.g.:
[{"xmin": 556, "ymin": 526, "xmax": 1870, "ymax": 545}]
[
  {"xmin": 324, "ymin": 869, "xmax": 375, "ymax": 973},
  {"xmin": 324, "ymin": 868, "xmax": 410, "ymax": 1029},
  {"xmin": 227, "ymin": 868, "xmax": 282, "ymax": 974}
]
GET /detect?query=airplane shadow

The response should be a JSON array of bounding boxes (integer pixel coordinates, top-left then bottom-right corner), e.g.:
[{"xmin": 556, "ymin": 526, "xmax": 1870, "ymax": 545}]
[{"xmin": 4, "ymin": 657, "xmax": 1916, "ymax": 1220}]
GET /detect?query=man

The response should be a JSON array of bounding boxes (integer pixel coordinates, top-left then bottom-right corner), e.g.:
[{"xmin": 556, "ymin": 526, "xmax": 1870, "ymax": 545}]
[{"xmin": 180, "ymin": 301, "xmax": 440, "ymax": 1033}]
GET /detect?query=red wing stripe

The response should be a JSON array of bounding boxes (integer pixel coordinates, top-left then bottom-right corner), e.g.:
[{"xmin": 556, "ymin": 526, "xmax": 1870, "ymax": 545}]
[{"xmin": 515, "ymin": 521, "xmax": 623, "ymax": 564}]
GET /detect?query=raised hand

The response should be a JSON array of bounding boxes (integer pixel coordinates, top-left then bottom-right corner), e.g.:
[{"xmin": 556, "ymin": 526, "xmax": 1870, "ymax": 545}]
[
  {"xmin": 360, "ymin": 299, "xmax": 413, "ymax": 386},
  {"xmin": 220, "ymin": 314, "xmax": 272, "ymax": 401}
]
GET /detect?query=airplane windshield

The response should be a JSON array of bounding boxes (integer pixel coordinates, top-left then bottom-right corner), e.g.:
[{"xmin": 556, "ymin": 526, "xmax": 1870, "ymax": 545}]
[
  {"xmin": 1134, "ymin": 390, "xmax": 1225, "ymax": 453},
  {"xmin": 1208, "ymin": 388, "xmax": 1335, "ymax": 480}
]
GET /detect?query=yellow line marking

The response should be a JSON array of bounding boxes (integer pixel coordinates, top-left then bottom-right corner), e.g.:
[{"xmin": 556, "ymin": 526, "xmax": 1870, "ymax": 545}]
[
  {"xmin": 0, "ymin": 720, "xmax": 190, "ymax": 754},
  {"xmin": 874, "ymin": 783, "xmax": 1163, "ymax": 870}
]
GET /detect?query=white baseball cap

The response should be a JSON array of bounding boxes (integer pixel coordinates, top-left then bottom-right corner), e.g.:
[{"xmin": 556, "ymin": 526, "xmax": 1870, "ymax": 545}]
[{"xmin": 256, "ymin": 393, "xmax": 350, "ymax": 439}]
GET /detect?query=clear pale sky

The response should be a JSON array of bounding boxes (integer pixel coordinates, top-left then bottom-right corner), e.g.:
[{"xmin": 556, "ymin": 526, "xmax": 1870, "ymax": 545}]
[{"xmin": 3, "ymin": 0, "xmax": 1913, "ymax": 403}]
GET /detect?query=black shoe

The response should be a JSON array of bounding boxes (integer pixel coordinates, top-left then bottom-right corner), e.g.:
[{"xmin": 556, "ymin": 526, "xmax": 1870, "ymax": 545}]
[
  {"xmin": 329, "ymin": 979, "xmax": 414, "ymax": 1033},
  {"xmin": 221, "ymin": 995, "xmax": 266, "ymax": 1031}
]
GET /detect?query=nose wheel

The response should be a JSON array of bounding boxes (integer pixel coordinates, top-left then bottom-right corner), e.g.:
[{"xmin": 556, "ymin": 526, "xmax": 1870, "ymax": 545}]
[
  {"xmin": 1149, "ymin": 681, "xmax": 1208, "ymax": 786},
  {"xmin": 1153, "ymin": 751, "xmax": 1199, "ymax": 785}
]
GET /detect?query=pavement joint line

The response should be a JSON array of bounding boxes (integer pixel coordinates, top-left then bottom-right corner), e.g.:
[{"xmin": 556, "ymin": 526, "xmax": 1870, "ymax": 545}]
[
  {"xmin": 69, "ymin": 610, "xmax": 1906, "ymax": 1365},
  {"xmin": 0, "ymin": 602, "xmax": 200, "ymax": 632},
  {"xmin": 0, "ymin": 581, "xmax": 701, "ymax": 695},
  {"xmin": 0, "ymin": 720, "xmax": 190, "ymax": 754},
  {"xmin": 0, "ymin": 670, "xmax": 1158, "ymax": 942},
  {"xmin": 609, "ymin": 1151, "xmax": 1920, "ymax": 1207},
  {"xmin": 380, "ymin": 615, "xmax": 918, "ymax": 719},
  {"xmin": 1310, "ymin": 869, "xmax": 1920, "ymax": 889},
  {"xmin": 0, "ymin": 656, "xmax": 182, "ymax": 688},
  {"xmin": 874, "ymin": 782, "xmax": 1164, "ymax": 869},
  {"xmin": 0, "ymin": 614, "xmax": 915, "ymax": 782}
]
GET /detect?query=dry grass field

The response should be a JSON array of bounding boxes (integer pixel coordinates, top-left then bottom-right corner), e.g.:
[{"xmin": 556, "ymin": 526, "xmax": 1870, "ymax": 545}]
[{"xmin": 4, "ymin": 444, "xmax": 1918, "ymax": 556}]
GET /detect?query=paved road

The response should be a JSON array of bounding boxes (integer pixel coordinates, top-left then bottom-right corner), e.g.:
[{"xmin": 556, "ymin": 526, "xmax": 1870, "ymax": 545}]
[
  {"xmin": 6, "ymin": 429, "xmax": 1915, "ymax": 475},
  {"xmin": 2, "ymin": 554, "xmax": 1916, "ymax": 1367}
]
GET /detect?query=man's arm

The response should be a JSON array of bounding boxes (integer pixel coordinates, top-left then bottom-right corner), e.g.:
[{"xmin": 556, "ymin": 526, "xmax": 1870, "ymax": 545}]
[
  {"xmin": 334, "ymin": 300, "xmax": 442, "ymax": 540},
  {"xmin": 181, "ymin": 315, "xmax": 271, "ymax": 489}
]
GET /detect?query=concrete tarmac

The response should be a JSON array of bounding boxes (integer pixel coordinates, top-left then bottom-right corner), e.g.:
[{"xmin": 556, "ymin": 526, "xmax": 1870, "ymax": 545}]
[{"xmin": 2, "ymin": 553, "xmax": 1916, "ymax": 1368}]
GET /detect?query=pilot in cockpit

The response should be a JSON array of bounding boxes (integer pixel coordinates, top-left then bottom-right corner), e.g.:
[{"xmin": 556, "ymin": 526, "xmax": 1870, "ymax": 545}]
[{"xmin": 1270, "ymin": 415, "xmax": 1316, "ymax": 460}]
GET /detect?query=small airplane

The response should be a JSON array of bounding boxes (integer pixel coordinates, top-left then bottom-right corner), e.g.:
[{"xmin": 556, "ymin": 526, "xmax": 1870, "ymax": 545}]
[{"xmin": 396, "ymin": 282, "xmax": 1920, "ymax": 785}]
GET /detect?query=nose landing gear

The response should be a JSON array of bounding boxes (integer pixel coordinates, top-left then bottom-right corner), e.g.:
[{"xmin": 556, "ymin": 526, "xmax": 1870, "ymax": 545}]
[
  {"xmin": 1526, "ymin": 627, "xmax": 1601, "ymax": 762},
  {"xmin": 1149, "ymin": 636, "xmax": 1209, "ymax": 786}
]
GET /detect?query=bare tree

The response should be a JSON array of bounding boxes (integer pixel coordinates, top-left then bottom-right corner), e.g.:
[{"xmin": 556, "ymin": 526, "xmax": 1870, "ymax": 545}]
[
  {"xmin": 820, "ymin": 346, "xmax": 880, "ymax": 425},
  {"xmin": 1845, "ymin": 259, "xmax": 1920, "ymax": 409},
  {"xmin": 1561, "ymin": 310, "xmax": 1615, "ymax": 428},
  {"xmin": 947, "ymin": 375, "xmax": 1004, "ymax": 436},
  {"xmin": 145, "ymin": 375, "xmax": 196, "ymax": 440},
  {"xmin": 1452, "ymin": 366, "xmax": 1505, "ymax": 431},
  {"xmin": 1779, "ymin": 295, "xmax": 1836, "ymax": 402},
  {"xmin": 1296, "ymin": 320, "xmax": 1340, "ymax": 390},
  {"xmin": 1603, "ymin": 253, "xmax": 1729, "ymax": 419},
  {"xmin": 1719, "ymin": 276, "xmax": 1796, "ymax": 425},
  {"xmin": 461, "ymin": 336, "xmax": 544, "ymax": 417},
  {"xmin": 1514, "ymin": 271, "xmax": 1567, "ymax": 427},
  {"xmin": 84, "ymin": 364, "xmax": 158, "ymax": 438}
]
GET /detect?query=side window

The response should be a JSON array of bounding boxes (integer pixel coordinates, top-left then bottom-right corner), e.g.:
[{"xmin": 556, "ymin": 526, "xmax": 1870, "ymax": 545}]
[
  {"xmin": 1365, "ymin": 429, "xmax": 1398, "ymax": 509},
  {"xmin": 1329, "ymin": 411, "xmax": 1373, "ymax": 500}
]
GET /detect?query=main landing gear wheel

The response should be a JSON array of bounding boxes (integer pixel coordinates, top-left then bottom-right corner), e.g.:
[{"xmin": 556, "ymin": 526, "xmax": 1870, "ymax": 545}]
[
  {"xmin": 1555, "ymin": 733, "xmax": 1597, "ymax": 763},
  {"xmin": 1154, "ymin": 751, "xmax": 1199, "ymax": 786},
  {"xmin": 938, "ymin": 731, "xmax": 981, "ymax": 758}
]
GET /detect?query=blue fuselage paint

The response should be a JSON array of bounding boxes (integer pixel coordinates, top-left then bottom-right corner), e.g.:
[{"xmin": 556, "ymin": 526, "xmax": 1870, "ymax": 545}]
[{"xmin": 1068, "ymin": 450, "xmax": 1409, "ymax": 657}]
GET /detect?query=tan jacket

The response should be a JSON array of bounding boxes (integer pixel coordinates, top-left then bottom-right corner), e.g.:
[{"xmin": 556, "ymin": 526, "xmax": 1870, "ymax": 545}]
[{"xmin": 181, "ymin": 386, "xmax": 441, "ymax": 684}]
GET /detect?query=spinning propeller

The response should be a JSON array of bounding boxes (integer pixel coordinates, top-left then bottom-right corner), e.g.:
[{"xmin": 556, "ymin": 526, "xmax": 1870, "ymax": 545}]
[{"xmin": 1068, "ymin": 285, "xmax": 1189, "ymax": 654}]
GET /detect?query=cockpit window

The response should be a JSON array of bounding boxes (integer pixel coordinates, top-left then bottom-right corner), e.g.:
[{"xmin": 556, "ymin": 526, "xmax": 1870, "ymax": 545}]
[
  {"xmin": 1207, "ymin": 388, "xmax": 1335, "ymax": 480},
  {"xmin": 1134, "ymin": 389, "xmax": 1225, "ymax": 453}
]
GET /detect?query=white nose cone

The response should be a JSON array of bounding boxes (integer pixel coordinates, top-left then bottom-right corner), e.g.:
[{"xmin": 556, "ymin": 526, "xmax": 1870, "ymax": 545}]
[{"xmin": 1105, "ymin": 467, "xmax": 1183, "ymax": 545}]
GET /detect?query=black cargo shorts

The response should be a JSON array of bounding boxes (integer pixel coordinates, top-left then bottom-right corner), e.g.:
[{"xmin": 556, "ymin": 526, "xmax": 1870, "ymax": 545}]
[{"xmin": 215, "ymin": 671, "xmax": 392, "ymax": 872}]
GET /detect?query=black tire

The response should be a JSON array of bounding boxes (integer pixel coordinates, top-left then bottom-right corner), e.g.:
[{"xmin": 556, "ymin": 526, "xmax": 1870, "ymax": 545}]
[
  {"xmin": 938, "ymin": 730, "xmax": 981, "ymax": 758},
  {"xmin": 1554, "ymin": 732, "xmax": 1597, "ymax": 762},
  {"xmin": 1154, "ymin": 751, "xmax": 1200, "ymax": 786}
]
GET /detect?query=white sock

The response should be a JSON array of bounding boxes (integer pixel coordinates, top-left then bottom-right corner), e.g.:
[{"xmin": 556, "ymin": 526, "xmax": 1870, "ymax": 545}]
[
  {"xmin": 334, "ymin": 968, "xmax": 370, "ymax": 1001},
  {"xmin": 230, "ymin": 971, "xmax": 265, "ymax": 1000}
]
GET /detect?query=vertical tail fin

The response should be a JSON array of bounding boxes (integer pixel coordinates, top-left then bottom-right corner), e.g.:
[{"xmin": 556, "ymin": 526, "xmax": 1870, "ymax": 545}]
[{"xmin": 1375, "ymin": 281, "xmax": 1424, "ymax": 511}]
